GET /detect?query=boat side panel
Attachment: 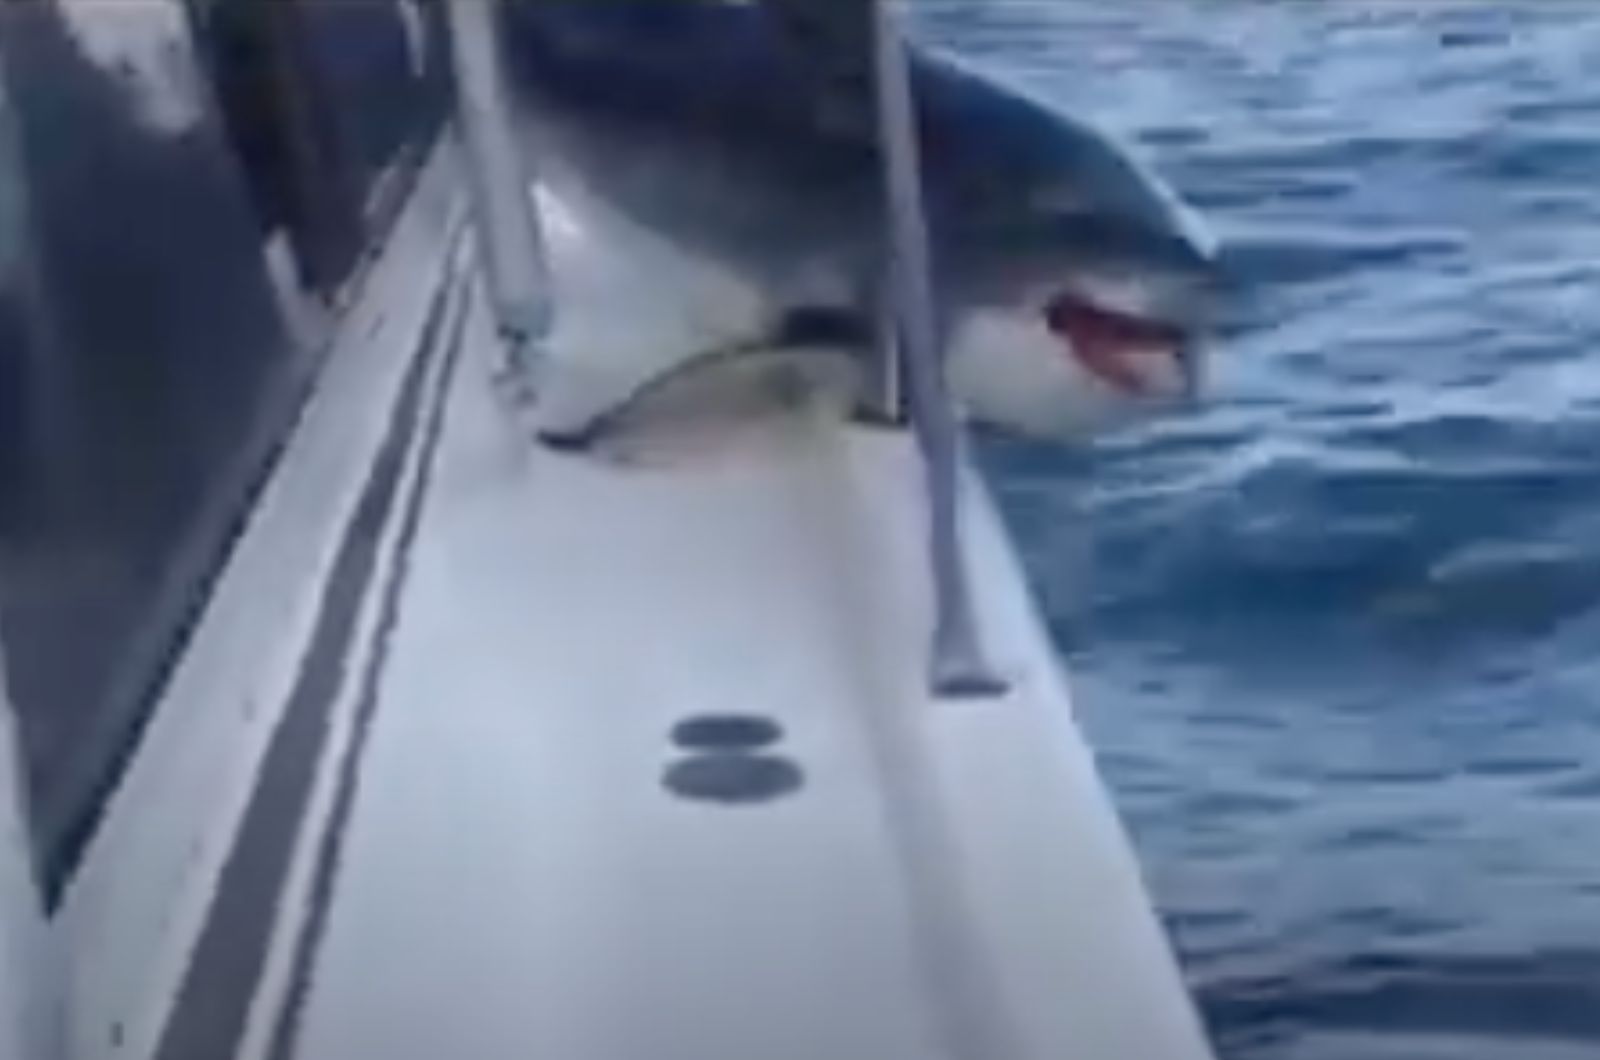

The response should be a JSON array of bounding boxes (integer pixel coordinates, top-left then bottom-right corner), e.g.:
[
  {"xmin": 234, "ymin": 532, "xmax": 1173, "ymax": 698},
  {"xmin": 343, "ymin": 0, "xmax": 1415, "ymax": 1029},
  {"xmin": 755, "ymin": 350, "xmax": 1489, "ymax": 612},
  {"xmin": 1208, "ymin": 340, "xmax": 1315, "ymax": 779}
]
[
  {"xmin": 0, "ymin": 0, "xmax": 452, "ymax": 892},
  {"xmin": 0, "ymin": 0, "xmax": 299, "ymax": 880}
]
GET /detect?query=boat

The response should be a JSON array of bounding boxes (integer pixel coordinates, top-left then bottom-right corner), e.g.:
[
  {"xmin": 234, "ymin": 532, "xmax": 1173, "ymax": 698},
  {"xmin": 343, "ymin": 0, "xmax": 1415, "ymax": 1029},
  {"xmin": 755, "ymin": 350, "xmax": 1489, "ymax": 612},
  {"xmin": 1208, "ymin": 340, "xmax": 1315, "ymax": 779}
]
[{"xmin": 0, "ymin": 2, "xmax": 1215, "ymax": 1057}]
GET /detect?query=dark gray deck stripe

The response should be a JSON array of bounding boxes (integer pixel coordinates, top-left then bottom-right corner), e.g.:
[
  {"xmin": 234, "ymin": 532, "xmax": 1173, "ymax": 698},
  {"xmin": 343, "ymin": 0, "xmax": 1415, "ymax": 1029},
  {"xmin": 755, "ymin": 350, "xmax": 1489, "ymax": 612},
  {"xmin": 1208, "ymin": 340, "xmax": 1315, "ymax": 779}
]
[
  {"xmin": 152, "ymin": 259, "xmax": 463, "ymax": 1060},
  {"xmin": 265, "ymin": 272, "xmax": 470, "ymax": 1060},
  {"xmin": 38, "ymin": 144, "xmax": 449, "ymax": 908},
  {"xmin": 41, "ymin": 310, "xmax": 320, "ymax": 909}
]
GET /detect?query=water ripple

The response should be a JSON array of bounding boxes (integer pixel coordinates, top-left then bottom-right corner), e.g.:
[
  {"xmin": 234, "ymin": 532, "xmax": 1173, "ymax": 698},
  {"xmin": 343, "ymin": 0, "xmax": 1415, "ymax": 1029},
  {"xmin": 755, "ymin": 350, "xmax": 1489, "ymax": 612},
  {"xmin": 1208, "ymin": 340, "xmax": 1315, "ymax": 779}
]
[{"xmin": 927, "ymin": 2, "xmax": 1600, "ymax": 1058}]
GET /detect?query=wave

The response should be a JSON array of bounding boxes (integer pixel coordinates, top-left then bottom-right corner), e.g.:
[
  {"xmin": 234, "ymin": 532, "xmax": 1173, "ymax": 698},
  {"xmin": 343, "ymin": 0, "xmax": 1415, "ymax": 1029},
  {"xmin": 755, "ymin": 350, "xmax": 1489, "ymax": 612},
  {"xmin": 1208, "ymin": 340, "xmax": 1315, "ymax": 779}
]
[{"xmin": 1200, "ymin": 952, "xmax": 1600, "ymax": 1056}]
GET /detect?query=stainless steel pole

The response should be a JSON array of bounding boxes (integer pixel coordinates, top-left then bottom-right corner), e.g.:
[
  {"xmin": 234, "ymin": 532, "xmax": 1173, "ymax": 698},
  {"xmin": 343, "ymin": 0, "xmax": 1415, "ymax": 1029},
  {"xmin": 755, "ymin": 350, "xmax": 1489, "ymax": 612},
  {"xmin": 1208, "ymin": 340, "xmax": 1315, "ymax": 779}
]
[
  {"xmin": 446, "ymin": 0, "xmax": 549, "ymax": 358},
  {"xmin": 870, "ymin": 0, "xmax": 1004, "ymax": 698}
]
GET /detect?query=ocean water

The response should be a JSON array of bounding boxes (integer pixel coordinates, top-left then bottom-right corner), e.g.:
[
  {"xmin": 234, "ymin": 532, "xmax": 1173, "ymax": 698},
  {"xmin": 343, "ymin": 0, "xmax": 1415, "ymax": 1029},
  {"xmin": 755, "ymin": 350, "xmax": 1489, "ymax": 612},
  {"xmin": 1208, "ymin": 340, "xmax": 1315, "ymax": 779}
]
[{"xmin": 921, "ymin": 3, "xmax": 1600, "ymax": 1058}]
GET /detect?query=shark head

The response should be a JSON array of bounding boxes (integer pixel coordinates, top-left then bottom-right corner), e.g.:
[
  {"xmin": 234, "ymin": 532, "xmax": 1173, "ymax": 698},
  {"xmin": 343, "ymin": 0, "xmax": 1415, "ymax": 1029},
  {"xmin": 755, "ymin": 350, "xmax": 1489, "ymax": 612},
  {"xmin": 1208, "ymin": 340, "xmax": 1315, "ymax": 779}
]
[{"xmin": 913, "ymin": 52, "xmax": 1222, "ymax": 435}]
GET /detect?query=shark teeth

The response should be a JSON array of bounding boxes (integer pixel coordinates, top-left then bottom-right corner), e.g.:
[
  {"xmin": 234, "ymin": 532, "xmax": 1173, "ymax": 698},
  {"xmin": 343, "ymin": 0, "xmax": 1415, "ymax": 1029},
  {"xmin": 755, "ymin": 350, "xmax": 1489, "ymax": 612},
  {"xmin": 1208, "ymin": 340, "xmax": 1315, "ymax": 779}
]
[{"xmin": 1043, "ymin": 291, "xmax": 1186, "ymax": 396}]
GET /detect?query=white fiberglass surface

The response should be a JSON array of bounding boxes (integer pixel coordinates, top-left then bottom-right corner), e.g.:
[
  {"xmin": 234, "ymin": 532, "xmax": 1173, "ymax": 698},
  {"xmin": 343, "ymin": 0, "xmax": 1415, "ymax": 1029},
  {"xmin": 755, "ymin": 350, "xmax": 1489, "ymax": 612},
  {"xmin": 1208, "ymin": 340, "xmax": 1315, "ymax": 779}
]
[{"xmin": 282, "ymin": 201, "xmax": 1211, "ymax": 1058}]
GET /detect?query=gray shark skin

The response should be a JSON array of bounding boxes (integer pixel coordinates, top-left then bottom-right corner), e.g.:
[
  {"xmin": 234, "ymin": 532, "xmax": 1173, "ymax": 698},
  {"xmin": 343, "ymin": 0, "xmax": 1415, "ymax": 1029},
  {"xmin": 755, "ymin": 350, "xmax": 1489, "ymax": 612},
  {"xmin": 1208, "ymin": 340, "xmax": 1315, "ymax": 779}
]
[{"xmin": 500, "ymin": 0, "xmax": 1223, "ymax": 442}]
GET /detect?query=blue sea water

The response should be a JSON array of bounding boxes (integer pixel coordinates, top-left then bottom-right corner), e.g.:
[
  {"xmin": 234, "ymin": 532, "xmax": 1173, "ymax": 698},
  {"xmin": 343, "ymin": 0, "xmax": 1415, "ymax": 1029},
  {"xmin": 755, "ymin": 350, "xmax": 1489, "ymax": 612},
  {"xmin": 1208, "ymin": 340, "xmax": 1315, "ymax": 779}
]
[{"xmin": 921, "ymin": 3, "xmax": 1600, "ymax": 1058}]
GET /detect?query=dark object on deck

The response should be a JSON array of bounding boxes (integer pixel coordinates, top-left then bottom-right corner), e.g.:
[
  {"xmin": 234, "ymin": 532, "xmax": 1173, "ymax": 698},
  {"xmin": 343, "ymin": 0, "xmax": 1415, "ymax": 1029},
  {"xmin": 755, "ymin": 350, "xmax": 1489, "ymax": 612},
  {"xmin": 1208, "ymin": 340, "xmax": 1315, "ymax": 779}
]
[{"xmin": 663, "ymin": 753, "xmax": 806, "ymax": 804}]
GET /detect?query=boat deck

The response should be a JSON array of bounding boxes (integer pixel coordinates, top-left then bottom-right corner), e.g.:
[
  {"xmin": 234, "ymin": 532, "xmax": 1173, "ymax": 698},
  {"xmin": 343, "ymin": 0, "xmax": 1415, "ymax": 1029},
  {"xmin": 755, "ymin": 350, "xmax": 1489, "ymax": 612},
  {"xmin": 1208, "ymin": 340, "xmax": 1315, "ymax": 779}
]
[
  {"xmin": 258, "ymin": 275, "xmax": 1208, "ymax": 1060},
  {"xmin": 67, "ymin": 150, "xmax": 1211, "ymax": 1060}
]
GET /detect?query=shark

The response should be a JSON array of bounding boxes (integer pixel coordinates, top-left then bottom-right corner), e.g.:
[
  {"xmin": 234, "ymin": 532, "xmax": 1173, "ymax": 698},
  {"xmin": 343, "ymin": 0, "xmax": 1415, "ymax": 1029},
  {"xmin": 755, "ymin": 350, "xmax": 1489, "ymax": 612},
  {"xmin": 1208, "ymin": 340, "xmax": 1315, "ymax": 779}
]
[{"xmin": 495, "ymin": 0, "xmax": 1222, "ymax": 446}]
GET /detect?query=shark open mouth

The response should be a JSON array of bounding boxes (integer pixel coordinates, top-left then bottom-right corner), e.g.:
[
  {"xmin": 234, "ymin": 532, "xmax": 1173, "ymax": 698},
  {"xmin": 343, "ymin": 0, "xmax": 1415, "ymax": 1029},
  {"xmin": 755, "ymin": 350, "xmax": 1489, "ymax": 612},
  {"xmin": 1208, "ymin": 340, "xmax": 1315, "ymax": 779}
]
[{"xmin": 1043, "ymin": 290, "xmax": 1186, "ymax": 396}]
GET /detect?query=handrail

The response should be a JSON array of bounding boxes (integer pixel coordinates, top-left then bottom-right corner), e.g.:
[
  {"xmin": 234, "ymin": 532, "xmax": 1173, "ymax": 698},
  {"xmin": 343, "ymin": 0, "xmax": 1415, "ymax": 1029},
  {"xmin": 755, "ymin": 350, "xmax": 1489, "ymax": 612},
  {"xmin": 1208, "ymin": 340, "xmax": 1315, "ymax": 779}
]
[
  {"xmin": 446, "ymin": 0, "xmax": 550, "ymax": 358},
  {"xmin": 454, "ymin": 0, "xmax": 1003, "ymax": 696},
  {"xmin": 869, "ymin": 0, "xmax": 1006, "ymax": 698}
]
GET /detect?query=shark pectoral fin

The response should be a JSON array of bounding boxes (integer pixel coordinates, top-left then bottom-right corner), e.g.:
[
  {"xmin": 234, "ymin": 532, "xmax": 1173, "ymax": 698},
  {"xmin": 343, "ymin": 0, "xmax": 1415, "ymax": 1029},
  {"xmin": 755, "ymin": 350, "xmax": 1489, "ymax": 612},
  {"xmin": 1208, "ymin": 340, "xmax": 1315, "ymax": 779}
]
[
  {"xmin": 538, "ymin": 339, "xmax": 863, "ymax": 464},
  {"xmin": 537, "ymin": 300, "xmax": 873, "ymax": 456},
  {"xmin": 531, "ymin": 343, "xmax": 755, "ymax": 454}
]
